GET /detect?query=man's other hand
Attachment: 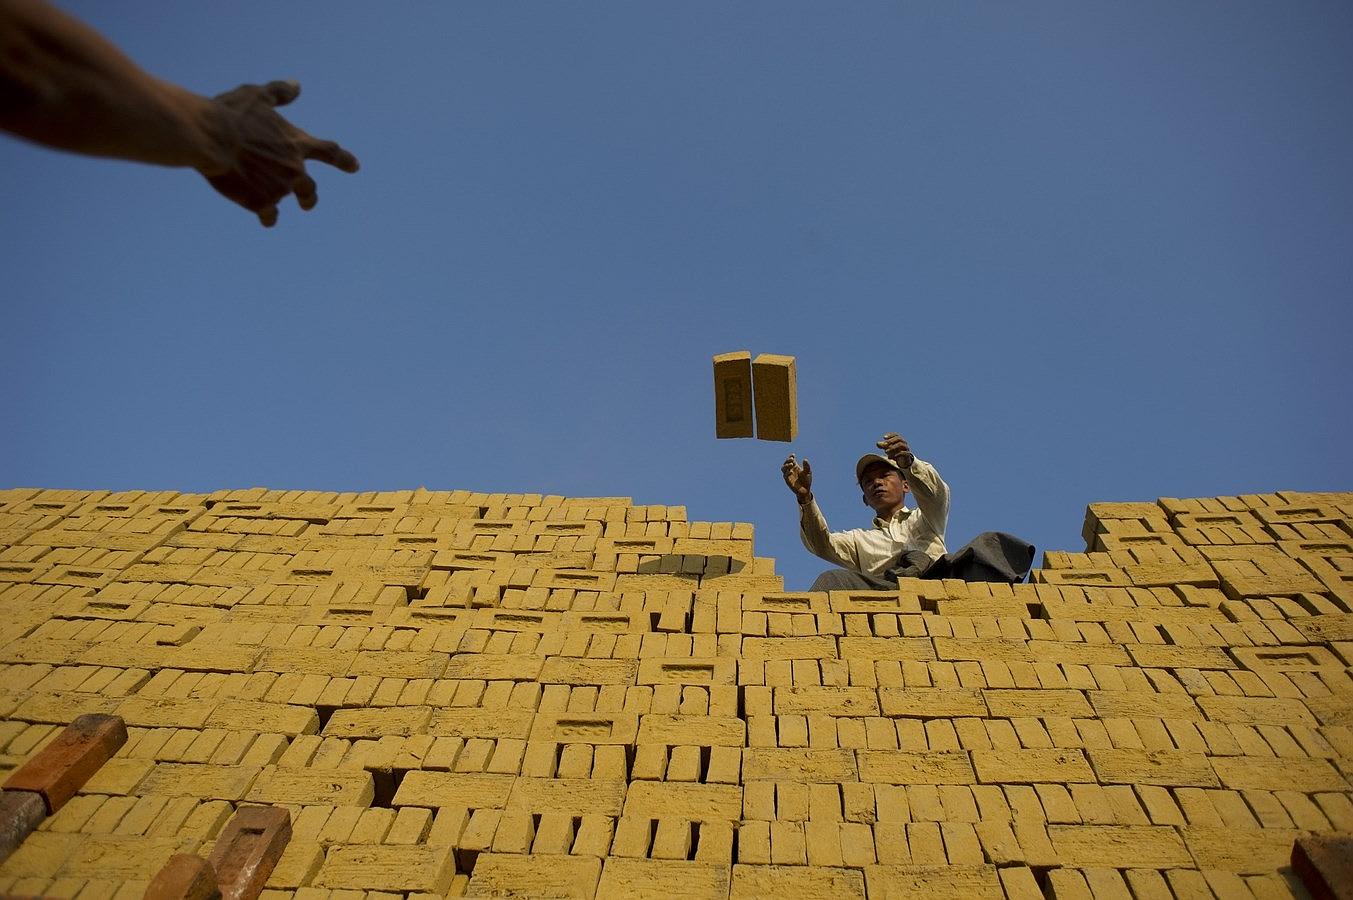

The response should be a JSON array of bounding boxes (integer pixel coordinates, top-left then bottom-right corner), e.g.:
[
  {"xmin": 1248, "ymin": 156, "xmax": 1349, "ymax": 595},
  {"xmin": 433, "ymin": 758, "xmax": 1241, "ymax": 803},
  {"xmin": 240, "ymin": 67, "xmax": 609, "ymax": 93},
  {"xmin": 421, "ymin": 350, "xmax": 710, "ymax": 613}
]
[
  {"xmin": 877, "ymin": 433, "xmax": 915, "ymax": 469},
  {"xmin": 199, "ymin": 80, "xmax": 360, "ymax": 227},
  {"xmin": 782, "ymin": 454, "xmax": 813, "ymax": 504}
]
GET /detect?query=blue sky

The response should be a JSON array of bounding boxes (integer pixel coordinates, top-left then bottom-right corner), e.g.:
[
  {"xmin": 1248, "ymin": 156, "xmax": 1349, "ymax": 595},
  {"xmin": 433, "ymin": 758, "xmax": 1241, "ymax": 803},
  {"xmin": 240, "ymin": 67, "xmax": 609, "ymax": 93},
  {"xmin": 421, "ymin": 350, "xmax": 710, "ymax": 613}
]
[{"xmin": 3, "ymin": 2, "xmax": 1350, "ymax": 589}]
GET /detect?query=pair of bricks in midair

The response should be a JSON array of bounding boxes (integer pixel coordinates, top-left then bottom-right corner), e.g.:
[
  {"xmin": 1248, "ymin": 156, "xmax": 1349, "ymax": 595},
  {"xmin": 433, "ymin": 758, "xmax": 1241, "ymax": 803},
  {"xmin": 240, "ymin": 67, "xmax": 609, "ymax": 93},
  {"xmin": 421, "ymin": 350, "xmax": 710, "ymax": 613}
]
[{"xmin": 713, "ymin": 352, "xmax": 798, "ymax": 442}]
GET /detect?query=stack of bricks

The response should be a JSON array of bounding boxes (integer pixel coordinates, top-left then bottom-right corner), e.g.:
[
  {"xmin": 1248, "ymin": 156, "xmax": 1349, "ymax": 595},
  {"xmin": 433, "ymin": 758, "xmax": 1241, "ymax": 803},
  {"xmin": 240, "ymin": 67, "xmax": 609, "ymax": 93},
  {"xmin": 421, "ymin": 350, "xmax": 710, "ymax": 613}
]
[{"xmin": 0, "ymin": 485, "xmax": 1349, "ymax": 898}]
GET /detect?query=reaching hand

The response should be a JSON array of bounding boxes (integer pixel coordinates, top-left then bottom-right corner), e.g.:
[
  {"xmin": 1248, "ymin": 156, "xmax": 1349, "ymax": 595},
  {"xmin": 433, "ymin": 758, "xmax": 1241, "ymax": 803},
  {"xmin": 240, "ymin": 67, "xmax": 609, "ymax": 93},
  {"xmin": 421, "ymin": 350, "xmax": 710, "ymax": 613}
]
[
  {"xmin": 877, "ymin": 432, "xmax": 914, "ymax": 469},
  {"xmin": 198, "ymin": 80, "xmax": 359, "ymax": 227},
  {"xmin": 781, "ymin": 454, "xmax": 813, "ymax": 503}
]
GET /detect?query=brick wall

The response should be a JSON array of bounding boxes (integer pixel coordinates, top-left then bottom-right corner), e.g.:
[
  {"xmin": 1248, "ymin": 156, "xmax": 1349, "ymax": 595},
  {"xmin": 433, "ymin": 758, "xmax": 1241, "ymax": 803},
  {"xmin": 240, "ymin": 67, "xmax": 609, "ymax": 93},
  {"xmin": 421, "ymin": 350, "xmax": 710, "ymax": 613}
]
[{"xmin": 1, "ymin": 486, "xmax": 1349, "ymax": 897}]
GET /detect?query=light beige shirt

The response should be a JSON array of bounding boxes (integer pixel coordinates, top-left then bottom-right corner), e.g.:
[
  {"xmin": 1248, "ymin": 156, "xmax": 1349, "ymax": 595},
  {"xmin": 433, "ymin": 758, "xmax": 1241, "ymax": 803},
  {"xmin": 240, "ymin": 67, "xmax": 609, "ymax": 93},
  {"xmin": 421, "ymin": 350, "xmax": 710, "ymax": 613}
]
[{"xmin": 799, "ymin": 457, "xmax": 950, "ymax": 577}]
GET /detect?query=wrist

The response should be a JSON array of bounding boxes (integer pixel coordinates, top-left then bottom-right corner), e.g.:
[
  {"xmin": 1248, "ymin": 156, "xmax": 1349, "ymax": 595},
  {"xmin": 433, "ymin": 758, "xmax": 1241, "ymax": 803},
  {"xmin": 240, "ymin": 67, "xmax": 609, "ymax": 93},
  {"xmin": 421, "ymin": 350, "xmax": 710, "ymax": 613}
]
[
  {"xmin": 184, "ymin": 89, "xmax": 237, "ymax": 174},
  {"xmin": 797, "ymin": 491, "xmax": 813, "ymax": 506}
]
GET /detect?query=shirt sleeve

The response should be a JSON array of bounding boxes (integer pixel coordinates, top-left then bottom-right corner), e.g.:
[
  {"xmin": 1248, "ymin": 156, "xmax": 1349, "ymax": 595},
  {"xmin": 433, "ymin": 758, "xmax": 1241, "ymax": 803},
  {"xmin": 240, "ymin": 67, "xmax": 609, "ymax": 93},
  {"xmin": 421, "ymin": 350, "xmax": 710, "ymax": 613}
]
[
  {"xmin": 798, "ymin": 498, "xmax": 861, "ymax": 570},
  {"xmin": 904, "ymin": 457, "xmax": 950, "ymax": 539}
]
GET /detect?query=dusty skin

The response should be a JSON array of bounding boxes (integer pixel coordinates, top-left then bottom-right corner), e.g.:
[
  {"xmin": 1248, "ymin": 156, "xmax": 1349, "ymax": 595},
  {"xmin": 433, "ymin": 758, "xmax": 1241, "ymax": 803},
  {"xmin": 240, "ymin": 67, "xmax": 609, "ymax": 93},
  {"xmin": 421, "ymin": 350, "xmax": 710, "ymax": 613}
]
[{"xmin": 0, "ymin": 0, "xmax": 358, "ymax": 225}]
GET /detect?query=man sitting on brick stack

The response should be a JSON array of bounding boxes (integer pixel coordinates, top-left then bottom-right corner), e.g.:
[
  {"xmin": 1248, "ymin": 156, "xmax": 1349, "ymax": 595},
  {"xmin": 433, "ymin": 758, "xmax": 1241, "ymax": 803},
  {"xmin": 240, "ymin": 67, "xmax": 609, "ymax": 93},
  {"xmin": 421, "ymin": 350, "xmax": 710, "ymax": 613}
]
[{"xmin": 781, "ymin": 431, "xmax": 1033, "ymax": 590}]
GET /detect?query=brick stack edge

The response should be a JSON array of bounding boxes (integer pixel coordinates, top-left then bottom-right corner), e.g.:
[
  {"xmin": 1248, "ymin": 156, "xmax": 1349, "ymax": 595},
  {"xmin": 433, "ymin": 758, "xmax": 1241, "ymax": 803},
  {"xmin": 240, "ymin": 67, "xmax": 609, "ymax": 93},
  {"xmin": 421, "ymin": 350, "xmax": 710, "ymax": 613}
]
[
  {"xmin": 712, "ymin": 352, "xmax": 754, "ymax": 440},
  {"xmin": 0, "ymin": 485, "xmax": 1349, "ymax": 898}
]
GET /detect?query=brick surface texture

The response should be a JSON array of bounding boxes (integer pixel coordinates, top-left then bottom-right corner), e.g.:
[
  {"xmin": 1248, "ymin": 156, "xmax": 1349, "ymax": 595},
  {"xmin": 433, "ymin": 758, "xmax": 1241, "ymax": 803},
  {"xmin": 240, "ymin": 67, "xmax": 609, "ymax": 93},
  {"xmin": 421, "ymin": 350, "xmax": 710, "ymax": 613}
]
[{"xmin": 0, "ymin": 485, "xmax": 1350, "ymax": 898}]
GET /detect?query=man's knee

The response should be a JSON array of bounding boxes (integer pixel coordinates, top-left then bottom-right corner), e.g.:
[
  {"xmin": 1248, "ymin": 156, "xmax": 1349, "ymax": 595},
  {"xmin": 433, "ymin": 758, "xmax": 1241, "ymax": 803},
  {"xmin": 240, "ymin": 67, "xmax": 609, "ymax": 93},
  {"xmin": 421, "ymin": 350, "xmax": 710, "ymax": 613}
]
[{"xmin": 811, "ymin": 568, "xmax": 888, "ymax": 592}]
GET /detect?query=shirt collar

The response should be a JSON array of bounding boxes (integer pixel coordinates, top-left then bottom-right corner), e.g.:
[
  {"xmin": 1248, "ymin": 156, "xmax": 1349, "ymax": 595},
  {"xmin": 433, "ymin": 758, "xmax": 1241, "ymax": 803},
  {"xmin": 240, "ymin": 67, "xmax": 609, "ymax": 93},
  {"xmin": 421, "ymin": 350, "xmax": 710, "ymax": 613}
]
[{"xmin": 872, "ymin": 505, "xmax": 912, "ymax": 528}]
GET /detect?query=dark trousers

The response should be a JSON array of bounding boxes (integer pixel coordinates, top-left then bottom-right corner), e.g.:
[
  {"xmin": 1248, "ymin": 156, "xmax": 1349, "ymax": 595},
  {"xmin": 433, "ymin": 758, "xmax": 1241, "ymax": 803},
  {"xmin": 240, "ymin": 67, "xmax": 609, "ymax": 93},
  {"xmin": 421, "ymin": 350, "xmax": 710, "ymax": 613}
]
[{"xmin": 810, "ymin": 531, "xmax": 1035, "ymax": 591}]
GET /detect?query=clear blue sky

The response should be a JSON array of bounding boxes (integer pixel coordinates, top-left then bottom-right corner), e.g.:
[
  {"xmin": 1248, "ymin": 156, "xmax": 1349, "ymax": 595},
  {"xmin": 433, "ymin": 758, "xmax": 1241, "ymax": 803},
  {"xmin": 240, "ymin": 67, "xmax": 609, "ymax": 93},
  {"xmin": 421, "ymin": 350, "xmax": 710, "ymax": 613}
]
[{"xmin": 3, "ymin": 2, "xmax": 1350, "ymax": 590}]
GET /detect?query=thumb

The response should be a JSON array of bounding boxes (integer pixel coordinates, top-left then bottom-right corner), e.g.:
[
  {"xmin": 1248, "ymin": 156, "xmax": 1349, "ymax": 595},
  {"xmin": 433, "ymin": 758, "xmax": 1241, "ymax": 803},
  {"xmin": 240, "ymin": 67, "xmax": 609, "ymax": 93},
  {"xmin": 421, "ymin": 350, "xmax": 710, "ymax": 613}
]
[{"xmin": 802, "ymin": 459, "xmax": 812, "ymax": 476}]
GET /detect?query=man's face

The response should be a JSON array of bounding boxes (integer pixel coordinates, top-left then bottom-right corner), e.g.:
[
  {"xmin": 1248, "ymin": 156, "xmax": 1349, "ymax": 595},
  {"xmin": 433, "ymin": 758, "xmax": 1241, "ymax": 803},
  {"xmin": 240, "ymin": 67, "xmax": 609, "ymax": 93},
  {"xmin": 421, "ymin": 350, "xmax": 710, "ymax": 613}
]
[{"xmin": 859, "ymin": 463, "xmax": 908, "ymax": 515}]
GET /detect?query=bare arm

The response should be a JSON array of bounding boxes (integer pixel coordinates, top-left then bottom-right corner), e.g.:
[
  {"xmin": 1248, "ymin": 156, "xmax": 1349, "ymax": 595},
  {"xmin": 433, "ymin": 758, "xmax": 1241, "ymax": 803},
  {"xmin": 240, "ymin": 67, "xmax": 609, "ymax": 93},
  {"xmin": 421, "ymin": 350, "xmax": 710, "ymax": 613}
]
[
  {"xmin": 783, "ymin": 454, "xmax": 861, "ymax": 570},
  {"xmin": 903, "ymin": 457, "xmax": 950, "ymax": 537},
  {"xmin": 0, "ymin": 0, "xmax": 358, "ymax": 225},
  {"xmin": 877, "ymin": 433, "xmax": 950, "ymax": 539},
  {"xmin": 799, "ymin": 497, "xmax": 862, "ymax": 571}
]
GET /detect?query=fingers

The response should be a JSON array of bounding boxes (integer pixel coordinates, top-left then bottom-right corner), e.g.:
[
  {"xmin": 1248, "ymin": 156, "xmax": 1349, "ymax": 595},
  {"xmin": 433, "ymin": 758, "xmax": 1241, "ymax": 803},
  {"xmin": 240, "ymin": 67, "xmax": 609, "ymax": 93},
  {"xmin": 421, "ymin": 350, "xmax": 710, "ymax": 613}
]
[
  {"xmin": 305, "ymin": 139, "xmax": 361, "ymax": 173},
  {"xmin": 293, "ymin": 173, "xmax": 318, "ymax": 211},
  {"xmin": 257, "ymin": 205, "xmax": 279, "ymax": 228},
  {"xmin": 262, "ymin": 80, "xmax": 302, "ymax": 107}
]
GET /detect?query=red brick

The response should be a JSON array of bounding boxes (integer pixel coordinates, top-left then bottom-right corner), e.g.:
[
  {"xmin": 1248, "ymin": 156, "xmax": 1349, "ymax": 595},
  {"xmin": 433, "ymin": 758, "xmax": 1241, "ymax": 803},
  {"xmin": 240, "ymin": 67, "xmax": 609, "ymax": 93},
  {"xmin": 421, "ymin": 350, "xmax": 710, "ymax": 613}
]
[
  {"xmin": 208, "ymin": 805, "xmax": 292, "ymax": 900},
  {"xmin": 144, "ymin": 853, "xmax": 220, "ymax": 900},
  {"xmin": 1291, "ymin": 834, "xmax": 1353, "ymax": 900},
  {"xmin": 0, "ymin": 790, "xmax": 47, "ymax": 864},
  {"xmin": 2, "ymin": 713, "xmax": 128, "ymax": 813}
]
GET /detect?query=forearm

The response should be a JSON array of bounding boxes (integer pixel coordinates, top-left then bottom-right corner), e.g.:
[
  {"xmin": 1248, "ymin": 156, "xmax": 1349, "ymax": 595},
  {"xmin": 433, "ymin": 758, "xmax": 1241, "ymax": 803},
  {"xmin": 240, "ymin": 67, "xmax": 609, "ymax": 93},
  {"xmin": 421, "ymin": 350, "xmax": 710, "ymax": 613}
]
[
  {"xmin": 0, "ymin": 0, "xmax": 222, "ymax": 169},
  {"xmin": 798, "ymin": 498, "xmax": 858, "ymax": 569},
  {"xmin": 906, "ymin": 457, "xmax": 950, "ymax": 531}
]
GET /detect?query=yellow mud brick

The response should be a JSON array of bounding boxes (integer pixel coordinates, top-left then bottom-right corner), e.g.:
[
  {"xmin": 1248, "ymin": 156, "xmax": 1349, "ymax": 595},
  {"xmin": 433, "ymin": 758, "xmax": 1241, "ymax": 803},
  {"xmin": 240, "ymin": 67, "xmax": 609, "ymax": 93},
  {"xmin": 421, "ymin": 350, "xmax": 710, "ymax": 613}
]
[
  {"xmin": 774, "ymin": 686, "xmax": 880, "ymax": 716},
  {"xmin": 1196, "ymin": 695, "xmax": 1317, "ymax": 726},
  {"xmin": 80, "ymin": 758, "xmax": 154, "ymax": 796},
  {"xmin": 981, "ymin": 688, "xmax": 1092, "ymax": 718},
  {"xmin": 598, "ymin": 858, "xmax": 731, "ymax": 899},
  {"xmin": 878, "ymin": 687, "xmax": 986, "ymax": 718},
  {"xmin": 11, "ymin": 691, "xmax": 122, "ymax": 724},
  {"xmin": 466, "ymin": 852, "xmax": 601, "ymax": 899},
  {"xmin": 1211, "ymin": 756, "xmax": 1348, "ymax": 792},
  {"xmin": 60, "ymin": 834, "xmax": 201, "ymax": 880},
  {"xmin": 730, "ymin": 864, "xmax": 865, "ymax": 899},
  {"xmin": 392, "ymin": 771, "xmax": 515, "ymax": 808},
  {"xmin": 1086, "ymin": 749, "xmax": 1219, "ymax": 787},
  {"xmin": 625, "ymin": 782, "xmax": 742, "ymax": 821},
  {"xmin": 324, "ymin": 706, "xmax": 432, "ymax": 738},
  {"xmin": 1087, "ymin": 690, "xmax": 1201, "ymax": 720},
  {"xmin": 857, "ymin": 751, "xmax": 975, "ymax": 784},
  {"xmin": 1047, "ymin": 825, "xmax": 1191, "ymax": 868},
  {"xmin": 506, "ymin": 777, "xmax": 627, "ymax": 816},
  {"xmin": 245, "ymin": 768, "xmax": 374, "ymax": 806},
  {"xmin": 430, "ymin": 707, "xmax": 535, "ymax": 740},
  {"xmin": 751, "ymin": 353, "xmax": 797, "ymax": 442},
  {"xmin": 315, "ymin": 845, "xmax": 455, "ymax": 893},
  {"xmin": 0, "ymin": 832, "xmax": 86, "ymax": 879},
  {"xmin": 971, "ymin": 749, "xmax": 1094, "ymax": 784},
  {"xmin": 115, "ymin": 696, "xmax": 217, "ymax": 728},
  {"xmin": 743, "ymin": 749, "xmax": 857, "ymax": 782},
  {"xmin": 863, "ymin": 864, "xmax": 1003, "ymax": 898},
  {"xmin": 637, "ymin": 714, "xmax": 744, "ymax": 746},
  {"xmin": 837, "ymin": 637, "xmax": 935, "ymax": 661},
  {"xmin": 1180, "ymin": 826, "xmax": 1299, "ymax": 874},
  {"xmin": 538, "ymin": 657, "xmax": 638, "ymax": 685},
  {"xmin": 530, "ymin": 711, "xmax": 638, "ymax": 744},
  {"xmin": 1125, "ymin": 643, "xmax": 1236, "ymax": 670},
  {"xmin": 137, "ymin": 763, "xmax": 260, "ymax": 800},
  {"xmin": 205, "ymin": 700, "xmax": 319, "ymax": 735},
  {"xmin": 442, "ymin": 654, "xmax": 543, "ymax": 681},
  {"xmin": 712, "ymin": 351, "xmax": 754, "ymax": 440},
  {"xmin": 741, "ymin": 636, "xmax": 837, "ymax": 660},
  {"xmin": 636, "ymin": 657, "xmax": 735, "ymax": 685}
]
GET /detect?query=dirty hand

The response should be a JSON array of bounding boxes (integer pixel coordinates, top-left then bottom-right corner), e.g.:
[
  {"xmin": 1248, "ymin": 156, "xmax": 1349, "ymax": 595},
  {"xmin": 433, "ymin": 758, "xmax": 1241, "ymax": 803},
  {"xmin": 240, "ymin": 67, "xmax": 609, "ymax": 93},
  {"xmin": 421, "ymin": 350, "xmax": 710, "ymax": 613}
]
[
  {"xmin": 781, "ymin": 454, "xmax": 813, "ymax": 503},
  {"xmin": 198, "ymin": 81, "xmax": 360, "ymax": 227},
  {"xmin": 877, "ymin": 433, "xmax": 914, "ymax": 469}
]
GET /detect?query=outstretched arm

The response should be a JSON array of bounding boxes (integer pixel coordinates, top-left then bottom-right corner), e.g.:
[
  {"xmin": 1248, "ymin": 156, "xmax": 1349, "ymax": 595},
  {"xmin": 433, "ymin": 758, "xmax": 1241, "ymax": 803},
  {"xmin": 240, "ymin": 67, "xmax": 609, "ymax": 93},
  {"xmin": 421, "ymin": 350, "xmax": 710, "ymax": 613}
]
[
  {"xmin": 783, "ymin": 454, "xmax": 861, "ymax": 570},
  {"xmin": 0, "ymin": 0, "xmax": 358, "ymax": 225},
  {"xmin": 878, "ymin": 432, "xmax": 950, "ymax": 535}
]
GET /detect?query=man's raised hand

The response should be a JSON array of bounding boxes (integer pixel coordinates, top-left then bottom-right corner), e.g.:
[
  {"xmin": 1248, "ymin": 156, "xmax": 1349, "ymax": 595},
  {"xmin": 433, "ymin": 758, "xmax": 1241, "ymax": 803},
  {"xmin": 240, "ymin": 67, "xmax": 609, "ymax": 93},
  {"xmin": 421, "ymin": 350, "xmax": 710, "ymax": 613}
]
[
  {"xmin": 782, "ymin": 454, "xmax": 813, "ymax": 504},
  {"xmin": 877, "ymin": 433, "xmax": 915, "ymax": 469},
  {"xmin": 198, "ymin": 80, "xmax": 359, "ymax": 227}
]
